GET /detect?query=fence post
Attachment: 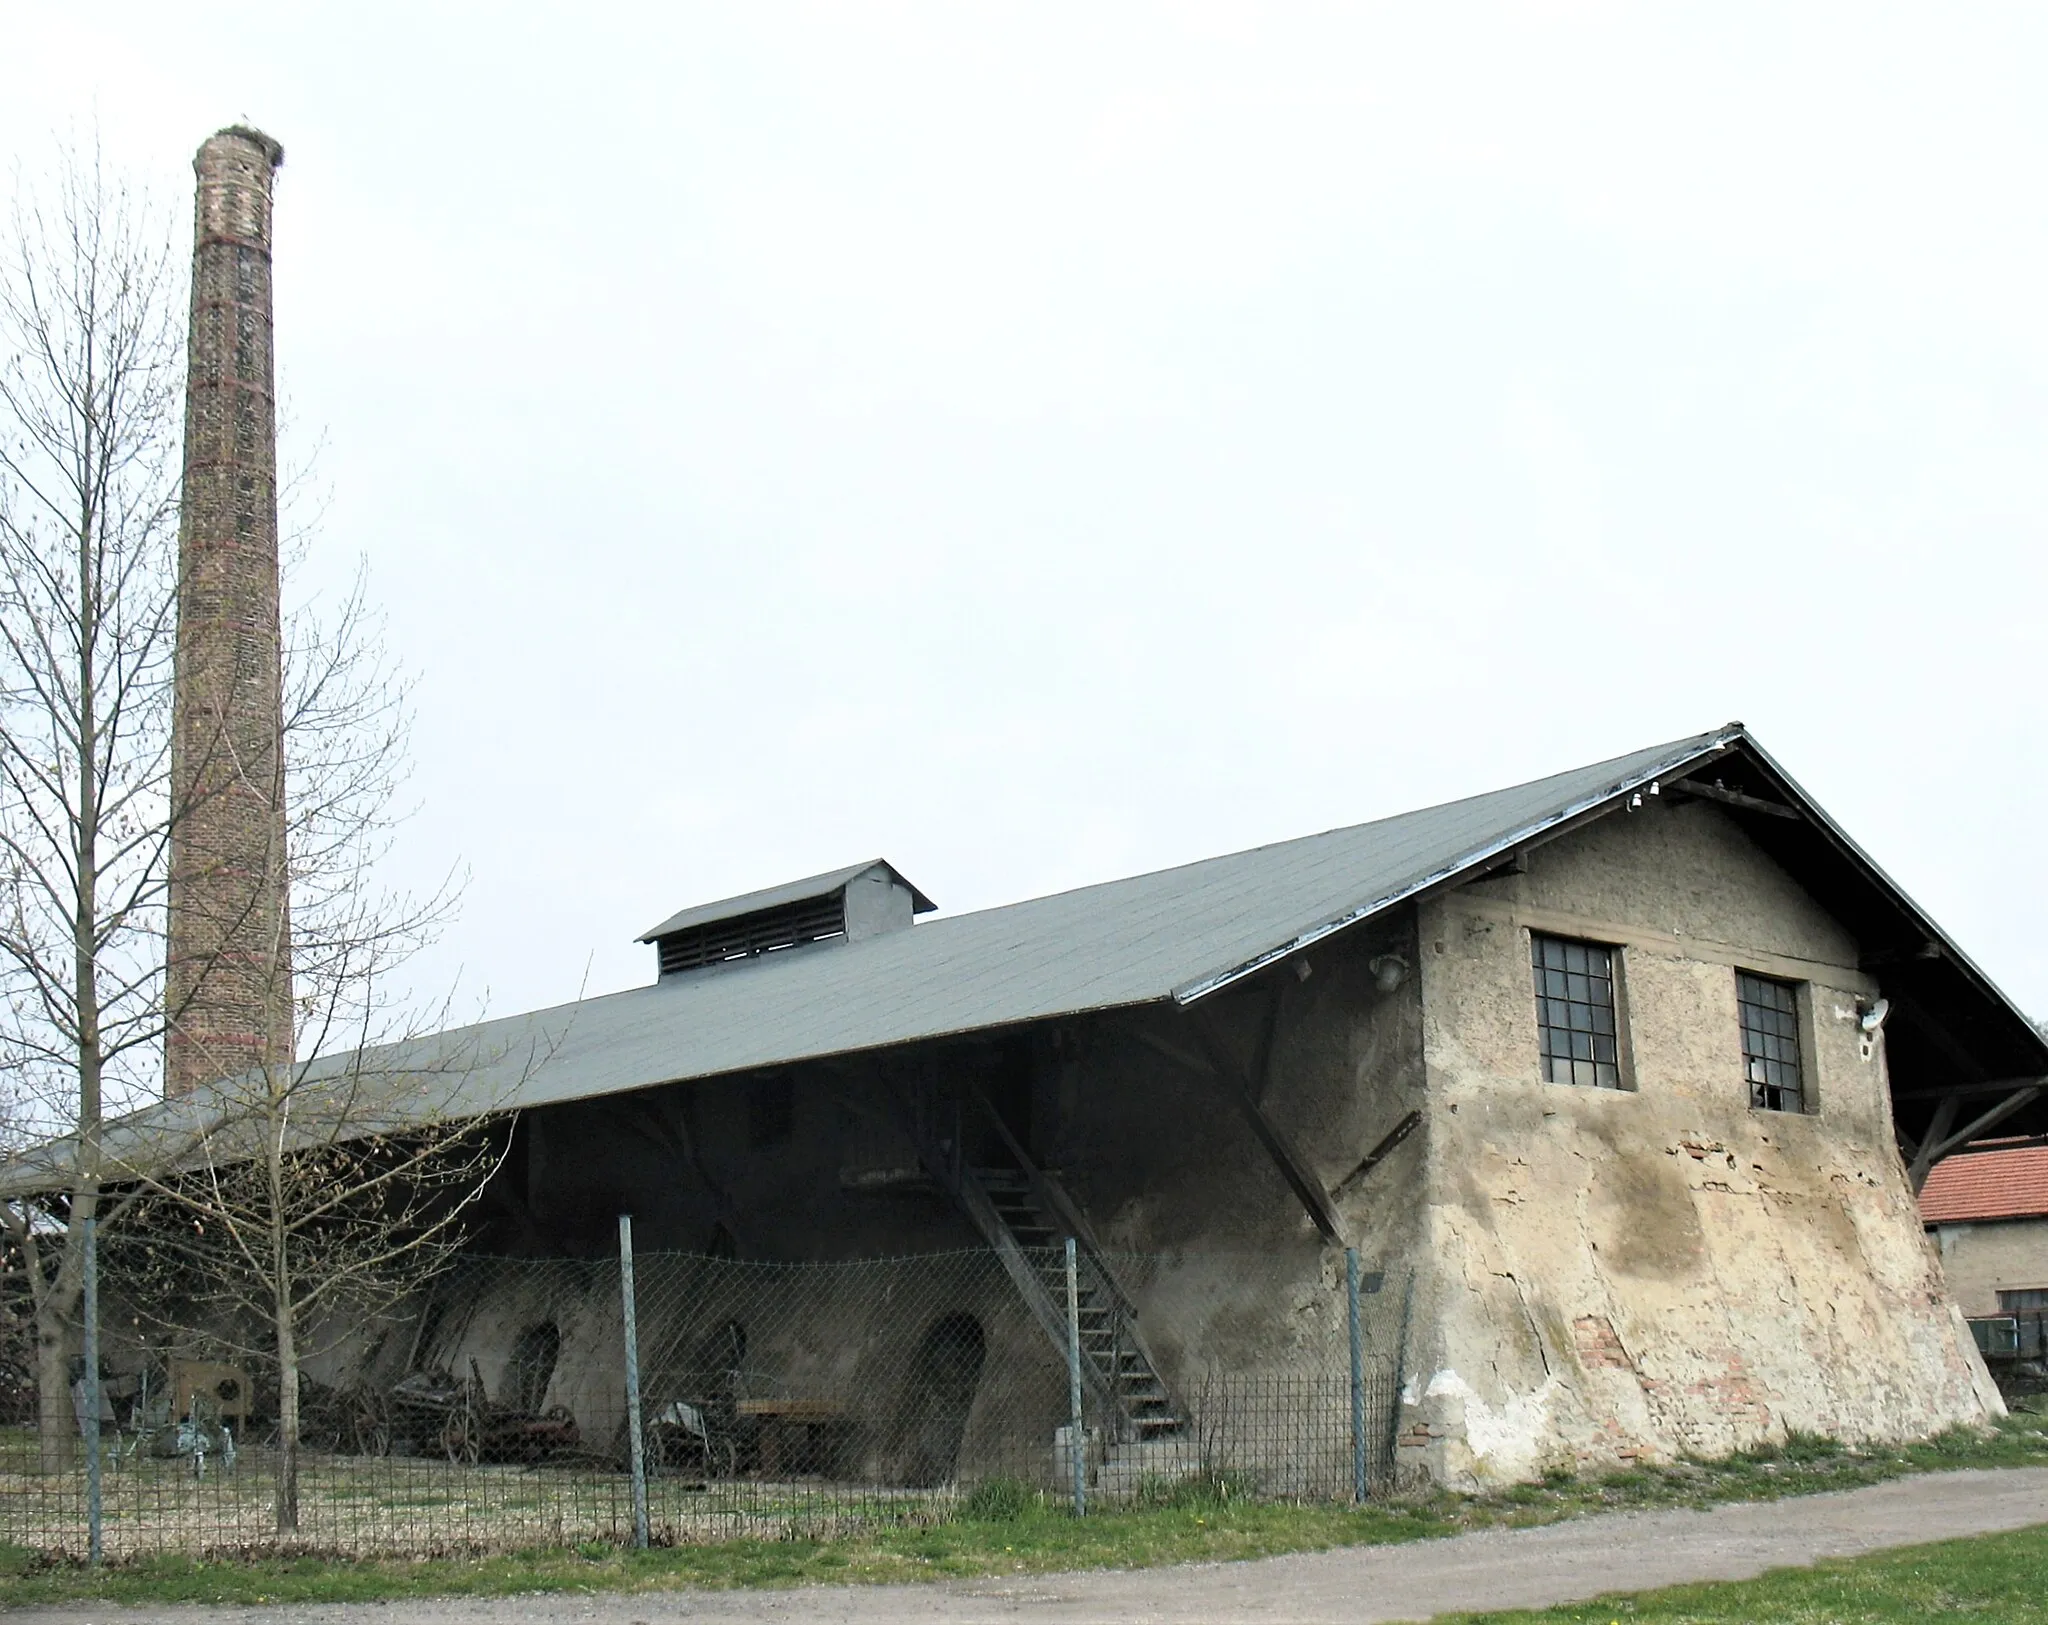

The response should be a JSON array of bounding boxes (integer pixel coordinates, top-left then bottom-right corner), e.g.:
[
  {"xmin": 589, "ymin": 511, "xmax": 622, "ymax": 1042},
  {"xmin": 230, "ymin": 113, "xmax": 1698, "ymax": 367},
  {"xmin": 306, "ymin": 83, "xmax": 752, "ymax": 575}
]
[
  {"xmin": 1346, "ymin": 1245, "xmax": 1365, "ymax": 1503},
  {"xmin": 617, "ymin": 1213, "xmax": 649, "ymax": 1550},
  {"xmin": 1064, "ymin": 1236, "xmax": 1086, "ymax": 1517},
  {"xmin": 82, "ymin": 1213, "xmax": 102, "ymax": 1566}
]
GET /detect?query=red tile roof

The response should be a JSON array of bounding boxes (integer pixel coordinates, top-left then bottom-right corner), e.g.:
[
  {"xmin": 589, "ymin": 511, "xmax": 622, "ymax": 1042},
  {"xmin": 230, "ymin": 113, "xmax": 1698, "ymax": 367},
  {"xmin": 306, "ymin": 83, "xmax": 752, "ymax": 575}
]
[{"xmin": 1919, "ymin": 1143, "xmax": 2048, "ymax": 1225}]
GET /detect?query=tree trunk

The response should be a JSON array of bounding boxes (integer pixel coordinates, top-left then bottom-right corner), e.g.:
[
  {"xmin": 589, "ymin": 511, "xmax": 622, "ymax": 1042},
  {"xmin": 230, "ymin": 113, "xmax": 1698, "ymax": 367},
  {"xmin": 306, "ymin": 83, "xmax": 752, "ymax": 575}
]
[
  {"xmin": 30, "ymin": 1210, "xmax": 94, "ymax": 1474},
  {"xmin": 274, "ymin": 1250, "xmax": 300, "ymax": 1535},
  {"xmin": 33, "ymin": 1288, "xmax": 75, "ymax": 1475},
  {"xmin": 49, "ymin": 424, "xmax": 106, "ymax": 1480}
]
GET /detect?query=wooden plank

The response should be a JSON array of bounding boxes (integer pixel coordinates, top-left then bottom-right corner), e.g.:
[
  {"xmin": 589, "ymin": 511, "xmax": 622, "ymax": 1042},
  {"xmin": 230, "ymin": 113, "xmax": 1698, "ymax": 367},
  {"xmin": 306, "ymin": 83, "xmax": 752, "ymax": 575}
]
[
  {"xmin": 737, "ymin": 1399, "xmax": 845, "ymax": 1420},
  {"xmin": 1894, "ymin": 1075, "xmax": 2044, "ymax": 1102},
  {"xmin": 1332, "ymin": 1111, "xmax": 1421, "ymax": 1201},
  {"xmin": 1667, "ymin": 780, "xmax": 1802, "ymax": 819}
]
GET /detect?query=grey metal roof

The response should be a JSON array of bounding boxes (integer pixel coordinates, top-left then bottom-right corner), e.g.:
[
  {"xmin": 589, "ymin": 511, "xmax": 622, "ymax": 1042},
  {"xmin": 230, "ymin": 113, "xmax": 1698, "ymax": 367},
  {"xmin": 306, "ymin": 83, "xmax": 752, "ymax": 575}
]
[
  {"xmin": 637, "ymin": 860, "xmax": 936, "ymax": 943},
  {"xmin": 267, "ymin": 725, "xmax": 1748, "ymax": 1125},
  {"xmin": 12, "ymin": 721, "xmax": 2044, "ymax": 1201},
  {"xmin": 43, "ymin": 717, "xmax": 2037, "ymax": 1196}
]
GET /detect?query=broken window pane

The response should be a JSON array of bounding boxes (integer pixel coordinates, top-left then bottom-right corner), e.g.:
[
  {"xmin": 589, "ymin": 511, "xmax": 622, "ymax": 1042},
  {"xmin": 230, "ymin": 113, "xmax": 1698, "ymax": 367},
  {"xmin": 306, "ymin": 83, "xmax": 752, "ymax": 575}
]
[
  {"xmin": 1531, "ymin": 934, "xmax": 1622, "ymax": 1088},
  {"xmin": 1737, "ymin": 971, "xmax": 1804, "ymax": 1112}
]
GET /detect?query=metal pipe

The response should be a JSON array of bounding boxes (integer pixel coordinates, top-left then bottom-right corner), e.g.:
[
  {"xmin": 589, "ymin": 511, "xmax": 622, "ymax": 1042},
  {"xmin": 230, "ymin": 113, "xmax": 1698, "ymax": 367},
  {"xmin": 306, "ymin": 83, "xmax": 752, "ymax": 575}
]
[
  {"xmin": 1065, "ymin": 1236, "xmax": 1086, "ymax": 1517},
  {"xmin": 1346, "ymin": 1246, "xmax": 1365, "ymax": 1503},
  {"xmin": 618, "ymin": 1213, "xmax": 649, "ymax": 1550},
  {"xmin": 1385, "ymin": 1265, "xmax": 1416, "ymax": 1485}
]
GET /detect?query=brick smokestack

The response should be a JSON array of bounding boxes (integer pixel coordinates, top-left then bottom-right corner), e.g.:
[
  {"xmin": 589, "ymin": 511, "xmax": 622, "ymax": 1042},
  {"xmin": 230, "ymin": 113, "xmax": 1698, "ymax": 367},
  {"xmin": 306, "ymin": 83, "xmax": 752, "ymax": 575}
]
[{"xmin": 166, "ymin": 127, "xmax": 294, "ymax": 1096}]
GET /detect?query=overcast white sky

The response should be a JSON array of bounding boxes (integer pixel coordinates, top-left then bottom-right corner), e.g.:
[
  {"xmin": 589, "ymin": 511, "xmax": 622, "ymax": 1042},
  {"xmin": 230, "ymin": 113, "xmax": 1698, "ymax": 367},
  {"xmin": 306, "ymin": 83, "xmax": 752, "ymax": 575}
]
[{"xmin": 7, "ymin": 3, "xmax": 2045, "ymax": 1024}]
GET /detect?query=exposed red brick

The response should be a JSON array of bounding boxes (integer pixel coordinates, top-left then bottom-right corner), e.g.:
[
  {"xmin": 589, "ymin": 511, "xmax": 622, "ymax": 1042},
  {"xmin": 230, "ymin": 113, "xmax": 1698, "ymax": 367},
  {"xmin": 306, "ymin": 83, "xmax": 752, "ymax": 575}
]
[
  {"xmin": 1573, "ymin": 1314, "xmax": 1635, "ymax": 1371},
  {"xmin": 165, "ymin": 128, "xmax": 294, "ymax": 1096}
]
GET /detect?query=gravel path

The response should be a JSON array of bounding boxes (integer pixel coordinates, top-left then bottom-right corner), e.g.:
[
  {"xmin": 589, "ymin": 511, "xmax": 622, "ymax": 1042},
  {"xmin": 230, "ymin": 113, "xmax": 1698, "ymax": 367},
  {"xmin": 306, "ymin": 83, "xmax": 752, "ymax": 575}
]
[{"xmin": 9, "ymin": 1468, "xmax": 2047, "ymax": 1625}]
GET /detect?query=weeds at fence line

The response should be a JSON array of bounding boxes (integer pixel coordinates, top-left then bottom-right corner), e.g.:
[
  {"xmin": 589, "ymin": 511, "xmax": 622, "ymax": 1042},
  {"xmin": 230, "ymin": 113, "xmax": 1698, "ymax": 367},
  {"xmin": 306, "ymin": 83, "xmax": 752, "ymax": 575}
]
[
  {"xmin": 2, "ymin": 1246, "xmax": 1406, "ymax": 1562},
  {"xmin": 7, "ymin": 1418, "xmax": 2048, "ymax": 1608}
]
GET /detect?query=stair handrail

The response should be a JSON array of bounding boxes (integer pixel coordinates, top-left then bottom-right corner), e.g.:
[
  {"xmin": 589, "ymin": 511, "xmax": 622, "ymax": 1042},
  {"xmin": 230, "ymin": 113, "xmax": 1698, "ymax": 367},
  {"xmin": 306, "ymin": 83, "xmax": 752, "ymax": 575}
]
[
  {"xmin": 965, "ymin": 1086, "xmax": 1179, "ymax": 1436},
  {"xmin": 966, "ymin": 1087, "xmax": 1134, "ymax": 1310},
  {"xmin": 891, "ymin": 1081, "xmax": 1125, "ymax": 1420}
]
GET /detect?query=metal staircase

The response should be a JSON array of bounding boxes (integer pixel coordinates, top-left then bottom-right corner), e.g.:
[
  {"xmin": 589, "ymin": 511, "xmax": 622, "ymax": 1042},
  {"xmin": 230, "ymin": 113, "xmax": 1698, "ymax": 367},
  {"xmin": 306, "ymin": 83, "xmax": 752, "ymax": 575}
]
[{"xmin": 904, "ymin": 1086, "xmax": 1183, "ymax": 1441}]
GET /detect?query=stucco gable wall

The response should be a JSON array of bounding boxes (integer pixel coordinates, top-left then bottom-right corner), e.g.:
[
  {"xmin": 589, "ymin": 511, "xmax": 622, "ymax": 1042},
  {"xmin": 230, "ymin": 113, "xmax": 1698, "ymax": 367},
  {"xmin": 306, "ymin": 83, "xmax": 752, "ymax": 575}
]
[{"xmin": 1402, "ymin": 797, "xmax": 1999, "ymax": 1487}]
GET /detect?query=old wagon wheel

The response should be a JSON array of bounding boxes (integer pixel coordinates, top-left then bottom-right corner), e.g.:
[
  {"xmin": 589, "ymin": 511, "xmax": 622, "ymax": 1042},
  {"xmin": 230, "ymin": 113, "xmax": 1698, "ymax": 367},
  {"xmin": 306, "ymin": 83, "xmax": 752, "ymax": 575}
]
[
  {"xmin": 348, "ymin": 1391, "xmax": 391, "ymax": 1457},
  {"xmin": 440, "ymin": 1404, "xmax": 480, "ymax": 1464}
]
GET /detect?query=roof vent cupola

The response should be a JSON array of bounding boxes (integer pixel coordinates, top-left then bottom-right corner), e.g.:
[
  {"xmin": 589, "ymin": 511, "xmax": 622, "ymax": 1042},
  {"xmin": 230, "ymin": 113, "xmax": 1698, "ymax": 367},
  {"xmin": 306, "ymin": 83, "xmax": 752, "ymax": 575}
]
[{"xmin": 640, "ymin": 861, "xmax": 934, "ymax": 978}]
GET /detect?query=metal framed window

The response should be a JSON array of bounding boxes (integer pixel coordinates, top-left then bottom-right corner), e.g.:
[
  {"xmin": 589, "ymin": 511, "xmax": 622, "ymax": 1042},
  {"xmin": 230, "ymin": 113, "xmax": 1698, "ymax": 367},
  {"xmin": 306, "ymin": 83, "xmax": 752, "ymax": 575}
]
[
  {"xmin": 1531, "ymin": 934, "xmax": 1623, "ymax": 1089},
  {"xmin": 1999, "ymin": 1288, "xmax": 2048, "ymax": 1312},
  {"xmin": 1737, "ymin": 972, "xmax": 1804, "ymax": 1112}
]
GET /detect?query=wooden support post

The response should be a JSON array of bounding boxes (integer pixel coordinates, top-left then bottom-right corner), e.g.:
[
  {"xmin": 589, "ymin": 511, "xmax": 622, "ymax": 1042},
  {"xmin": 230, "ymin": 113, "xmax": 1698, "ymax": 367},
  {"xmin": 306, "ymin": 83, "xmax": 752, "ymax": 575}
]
[
  {"xmin": 1909, "ymin": 1085, "xmax": 2045, "ymax": 1192},
  {"xmin": 1906, "ymin": 1096, "xmax": 1960, "ymax": 1192}
]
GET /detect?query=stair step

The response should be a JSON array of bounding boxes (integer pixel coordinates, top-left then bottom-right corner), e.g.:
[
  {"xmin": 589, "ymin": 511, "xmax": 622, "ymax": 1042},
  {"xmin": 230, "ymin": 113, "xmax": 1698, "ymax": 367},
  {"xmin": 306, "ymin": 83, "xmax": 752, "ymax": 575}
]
[{"xmin": 962, "ymin": 1159, "xmax": 1183, "ymax": 1437}]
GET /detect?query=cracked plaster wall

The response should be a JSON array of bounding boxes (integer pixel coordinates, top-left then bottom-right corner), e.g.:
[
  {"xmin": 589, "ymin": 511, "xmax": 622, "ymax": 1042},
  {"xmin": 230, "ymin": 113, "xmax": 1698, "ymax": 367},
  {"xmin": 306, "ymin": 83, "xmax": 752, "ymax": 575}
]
[{"xmin": 1398, "ymin": 796, "xmax": 2001, "ymax": 1488}]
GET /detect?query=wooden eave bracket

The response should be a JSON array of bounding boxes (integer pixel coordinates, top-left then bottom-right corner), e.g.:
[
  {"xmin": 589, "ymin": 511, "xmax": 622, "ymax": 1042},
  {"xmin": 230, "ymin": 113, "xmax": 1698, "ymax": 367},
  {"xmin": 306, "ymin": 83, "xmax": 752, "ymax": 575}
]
[
  {"xmin": 1904, "ymin": 1078, "xmax": 2048, "ymax": 1193},
  {"xmin": 1136, "ymin": 1016, "xmax": 1347, "ymax": 1246}
]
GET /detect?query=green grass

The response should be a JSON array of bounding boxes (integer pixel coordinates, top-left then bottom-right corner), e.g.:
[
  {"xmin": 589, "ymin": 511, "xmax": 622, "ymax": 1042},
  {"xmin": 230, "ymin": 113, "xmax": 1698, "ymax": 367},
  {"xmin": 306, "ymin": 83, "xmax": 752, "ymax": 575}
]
[
  {"xmin": 1, "ymin": 1414, "xmax": 2045, "ymax": 1609},
  {"xmin": 1439, "ymin": 1524, "xmax": 2048, "ymax": 1622}
]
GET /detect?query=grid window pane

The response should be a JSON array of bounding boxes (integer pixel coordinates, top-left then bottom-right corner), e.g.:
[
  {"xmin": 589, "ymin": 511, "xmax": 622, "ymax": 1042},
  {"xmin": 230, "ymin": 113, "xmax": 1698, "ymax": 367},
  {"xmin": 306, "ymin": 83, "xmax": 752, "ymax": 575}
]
[
  {"xmin": 1737, "ymin": 972, "xmax": 1804, "ymax": 1112},
  {"xmin": 1531, "ymin": 934, "xmax": 1622, "ymax": 1088},
  {"xmin": 1999, "ymin": 1288, "xmax": 2048, "ymax": 1312}
]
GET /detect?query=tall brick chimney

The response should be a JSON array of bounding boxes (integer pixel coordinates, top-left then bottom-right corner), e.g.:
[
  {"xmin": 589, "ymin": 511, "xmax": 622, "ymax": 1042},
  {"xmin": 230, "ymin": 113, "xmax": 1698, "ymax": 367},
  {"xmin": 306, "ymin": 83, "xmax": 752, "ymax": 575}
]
[{"xmin": 166, "ymin": 127, "xmax": 294, "ymax": 1096}]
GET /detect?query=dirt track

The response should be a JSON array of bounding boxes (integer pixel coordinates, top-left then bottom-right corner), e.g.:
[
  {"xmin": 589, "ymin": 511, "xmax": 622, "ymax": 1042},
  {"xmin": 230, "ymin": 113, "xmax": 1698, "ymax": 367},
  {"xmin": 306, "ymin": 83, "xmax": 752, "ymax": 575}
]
[{"xmin": 8, "ymin": 1467, "xmax": 2047, "ymax": 1625}]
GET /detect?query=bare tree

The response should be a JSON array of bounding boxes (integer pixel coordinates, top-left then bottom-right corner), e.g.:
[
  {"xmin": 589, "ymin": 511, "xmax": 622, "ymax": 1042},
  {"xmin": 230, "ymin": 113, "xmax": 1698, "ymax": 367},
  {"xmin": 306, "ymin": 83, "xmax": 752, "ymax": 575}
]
[
  {"xmin": 111, "ymin": 1028, "xmax": 514, "ymax": 1533},
  {"xmin": 99, "ymin": 558, "xmax": 521, "ymax": 1533},
  {"xmin": 0, "ymin": 139, "xmax": 183, "ymax": 1472},
  {"xmin": 0, "ymin": 140, "xmax": 508, "ymax": 1532}
]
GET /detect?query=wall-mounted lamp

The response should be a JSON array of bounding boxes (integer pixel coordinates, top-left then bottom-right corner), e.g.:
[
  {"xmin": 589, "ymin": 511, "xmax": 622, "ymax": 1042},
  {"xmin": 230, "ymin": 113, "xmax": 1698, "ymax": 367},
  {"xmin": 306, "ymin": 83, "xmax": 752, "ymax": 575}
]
[
  {"xmin": 1369, "ymin": 953, "xmax": 1410, "ymax": 994},
  {"xmin": 1858, "ymin": 997, "xmax": 1891, "ymax": 1035}
]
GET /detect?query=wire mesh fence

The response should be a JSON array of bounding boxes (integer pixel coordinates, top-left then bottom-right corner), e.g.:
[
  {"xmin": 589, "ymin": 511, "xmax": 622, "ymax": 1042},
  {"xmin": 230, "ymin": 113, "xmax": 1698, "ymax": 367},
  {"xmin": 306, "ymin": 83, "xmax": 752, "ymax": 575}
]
[{"xmin": 1, "ymin": 1233, "xmax": 1407, "ymax": 1561}]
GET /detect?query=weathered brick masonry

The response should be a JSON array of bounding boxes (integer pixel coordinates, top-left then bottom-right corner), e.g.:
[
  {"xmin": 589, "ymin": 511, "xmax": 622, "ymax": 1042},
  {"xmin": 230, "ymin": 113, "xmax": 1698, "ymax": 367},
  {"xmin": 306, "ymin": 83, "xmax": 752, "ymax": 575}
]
[{"xmin": 166, "ymin": 128, "xmax": 294, "ymax": 1096}]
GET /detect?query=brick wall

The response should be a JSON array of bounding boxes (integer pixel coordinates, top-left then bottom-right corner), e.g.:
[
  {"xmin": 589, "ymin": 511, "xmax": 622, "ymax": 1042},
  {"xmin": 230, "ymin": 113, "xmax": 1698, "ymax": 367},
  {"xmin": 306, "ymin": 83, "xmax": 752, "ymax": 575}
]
[{"xmin": 165, "ymin": 127, "xmax": 294, "ymax": 1096}]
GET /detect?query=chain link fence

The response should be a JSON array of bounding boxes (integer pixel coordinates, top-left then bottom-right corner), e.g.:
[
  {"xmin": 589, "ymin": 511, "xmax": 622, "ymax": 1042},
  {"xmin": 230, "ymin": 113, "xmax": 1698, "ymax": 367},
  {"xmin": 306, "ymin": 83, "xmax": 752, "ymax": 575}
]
[{"xmin": 1, "ymin": 1230, "xmax": 1407, "ymax": 1561}]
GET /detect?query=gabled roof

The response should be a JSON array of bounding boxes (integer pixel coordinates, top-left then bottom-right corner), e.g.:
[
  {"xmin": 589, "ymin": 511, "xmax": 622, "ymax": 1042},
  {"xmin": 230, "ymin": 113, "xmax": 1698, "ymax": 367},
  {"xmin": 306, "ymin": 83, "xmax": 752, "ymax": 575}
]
[
  {"xmin": 638, "ymin": 860, "xmax": 935, "ymax": 943},
  {"xmin": 1919, "ymin": 1143, "xmax": 2048, "ymax": 1225},
  {"xmin": 7, "ymin": 722, "xmax": 2043, "ymax": 1196}
]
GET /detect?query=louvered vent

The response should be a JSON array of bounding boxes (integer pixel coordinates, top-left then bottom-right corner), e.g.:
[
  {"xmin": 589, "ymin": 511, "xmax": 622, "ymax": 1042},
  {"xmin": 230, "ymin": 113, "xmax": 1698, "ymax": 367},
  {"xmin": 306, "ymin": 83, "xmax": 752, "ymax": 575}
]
[{"xmin": 656, "ymin": 892, "xmax": 847, "ymax": 976}]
